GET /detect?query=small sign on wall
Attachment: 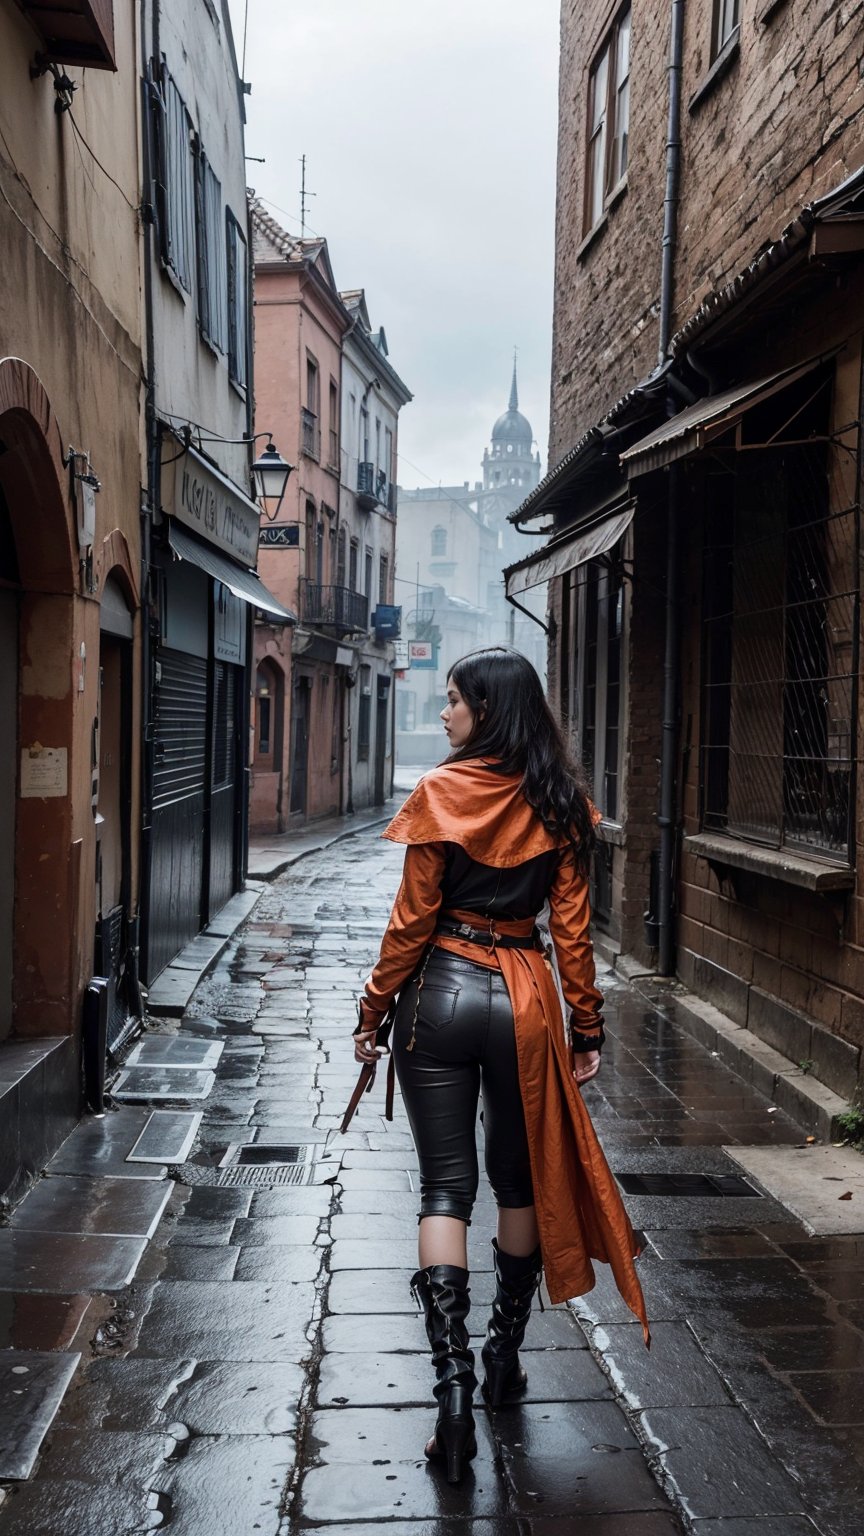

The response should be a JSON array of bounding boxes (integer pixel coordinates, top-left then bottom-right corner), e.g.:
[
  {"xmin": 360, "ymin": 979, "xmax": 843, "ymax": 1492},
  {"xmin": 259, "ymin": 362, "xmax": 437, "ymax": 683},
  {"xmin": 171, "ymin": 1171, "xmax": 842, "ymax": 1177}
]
[{"xmin": 21, "ymin": 745, "xmax": 68, "ymax": 799}]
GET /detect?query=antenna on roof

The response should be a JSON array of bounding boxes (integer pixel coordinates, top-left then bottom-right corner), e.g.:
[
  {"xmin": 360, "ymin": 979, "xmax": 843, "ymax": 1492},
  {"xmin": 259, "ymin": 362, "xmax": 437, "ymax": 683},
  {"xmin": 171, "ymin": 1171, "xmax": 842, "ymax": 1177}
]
[{"xmin": 299, "ymin": 155, "xmax": 317, "ymax": 238}]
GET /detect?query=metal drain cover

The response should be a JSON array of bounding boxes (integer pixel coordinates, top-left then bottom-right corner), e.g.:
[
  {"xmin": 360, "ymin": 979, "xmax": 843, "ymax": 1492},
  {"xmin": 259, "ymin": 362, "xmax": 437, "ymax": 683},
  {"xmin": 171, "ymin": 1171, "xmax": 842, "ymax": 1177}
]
[
  {"xmin": 215, "ymin": 1163, "xmax": 318, "ymax": 1187},
  {"xmin": 617, "ymin": 1172, "xmax": 760, "ymax": 1198},
  {"xmin": 219, "ymin": 1142, "xmax": 314, "ymax": 1169}
]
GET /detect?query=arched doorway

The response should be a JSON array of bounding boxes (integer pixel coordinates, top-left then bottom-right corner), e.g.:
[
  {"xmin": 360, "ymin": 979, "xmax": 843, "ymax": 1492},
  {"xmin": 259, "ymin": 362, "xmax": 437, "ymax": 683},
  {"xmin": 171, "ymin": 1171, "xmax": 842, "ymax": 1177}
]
[
  {"xmin": 252, "ymin": 657, "xmax": 286, "ymax": 832},
  {"xmin": 0, "ymin": 360, "xmax": 79, "ymax": 1043},
  {"xmin": 0, "ymin": 359, "xmax": 80, "ymax": 1202}
]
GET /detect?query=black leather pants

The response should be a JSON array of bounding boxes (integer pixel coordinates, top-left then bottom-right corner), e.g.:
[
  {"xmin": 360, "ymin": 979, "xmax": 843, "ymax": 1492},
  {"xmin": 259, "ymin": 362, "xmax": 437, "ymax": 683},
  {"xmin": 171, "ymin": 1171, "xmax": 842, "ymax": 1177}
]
[{"xmin": 393, "ymin": 948, "xmax": 535, "ymax": 1224}]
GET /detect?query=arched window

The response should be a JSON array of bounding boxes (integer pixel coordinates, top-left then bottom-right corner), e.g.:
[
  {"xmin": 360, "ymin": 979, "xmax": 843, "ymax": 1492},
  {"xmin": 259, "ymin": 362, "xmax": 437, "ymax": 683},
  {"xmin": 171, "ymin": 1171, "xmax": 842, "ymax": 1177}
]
[
  {"xmin": 255, "ymin": 659, "xmax": 283, "ymax": 766},
  {"xmin": 431, "ymin": 525, "xmax": 447, "ymax": 557}
]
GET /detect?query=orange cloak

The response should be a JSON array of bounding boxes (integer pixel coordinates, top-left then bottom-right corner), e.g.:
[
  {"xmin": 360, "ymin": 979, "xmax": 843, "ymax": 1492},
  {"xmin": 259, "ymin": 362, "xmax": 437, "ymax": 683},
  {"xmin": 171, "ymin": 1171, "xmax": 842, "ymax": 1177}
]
[{"xmin": 364, "ymin": 760, "xmax": 650, "ymax": 1344}]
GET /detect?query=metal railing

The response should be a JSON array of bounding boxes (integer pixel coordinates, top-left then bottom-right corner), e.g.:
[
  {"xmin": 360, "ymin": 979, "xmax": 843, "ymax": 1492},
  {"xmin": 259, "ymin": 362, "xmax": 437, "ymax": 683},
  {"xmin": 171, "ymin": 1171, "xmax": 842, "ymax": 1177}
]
[
  {"xmin": 357, "ymin": 461, "xmax": 392, "ymax": 510},
  {"xmin": 300, "ymin": 581, "xmax": 368, "ymax": 634}
]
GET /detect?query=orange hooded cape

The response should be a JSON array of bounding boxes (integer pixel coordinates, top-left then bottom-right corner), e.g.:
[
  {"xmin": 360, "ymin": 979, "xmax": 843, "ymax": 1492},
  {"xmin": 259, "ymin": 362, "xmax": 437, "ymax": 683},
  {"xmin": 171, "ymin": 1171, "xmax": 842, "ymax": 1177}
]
[{"xmin": 364, "ymin": 760, "xmax": 650, "ymax": 1344}]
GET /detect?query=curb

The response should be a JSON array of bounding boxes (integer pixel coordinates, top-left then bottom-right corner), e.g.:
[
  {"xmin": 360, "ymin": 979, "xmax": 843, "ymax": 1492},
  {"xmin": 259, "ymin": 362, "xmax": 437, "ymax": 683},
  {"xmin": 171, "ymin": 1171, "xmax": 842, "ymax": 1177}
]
[
  {"xmin": 248, "ymin": 812, "xmax": 394, "ymax": 882},
  {"xmin": 610, "ymin": 952, "xmax": 848, "ymax": 1141}
]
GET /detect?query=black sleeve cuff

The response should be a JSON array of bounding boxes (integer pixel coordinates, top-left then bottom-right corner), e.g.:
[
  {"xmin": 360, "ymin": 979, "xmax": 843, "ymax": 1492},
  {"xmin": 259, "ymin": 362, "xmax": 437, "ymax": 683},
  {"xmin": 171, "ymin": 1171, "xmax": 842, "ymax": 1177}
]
[{"xmin": 569, "ymin": 1018, "xmax": 605, "ymax": 1053}]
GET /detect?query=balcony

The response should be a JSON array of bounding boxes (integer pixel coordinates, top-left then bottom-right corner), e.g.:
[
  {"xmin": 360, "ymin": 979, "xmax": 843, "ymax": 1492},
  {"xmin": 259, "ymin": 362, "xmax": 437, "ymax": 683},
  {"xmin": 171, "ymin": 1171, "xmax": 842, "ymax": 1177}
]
[
  {"xmin": 300, "ymin": 581, "xmax": 368, "ymax": 635},
  {"xmin": 301, "ymin": 408, "xmax": 320, "ymax": 461},
  {"xmin": 356, "ymin": 461, "xmax": 392, "ymax": 512},
  {"xmin": 21, "ymin": 0, "xmax": 116, "ymax": 69}
]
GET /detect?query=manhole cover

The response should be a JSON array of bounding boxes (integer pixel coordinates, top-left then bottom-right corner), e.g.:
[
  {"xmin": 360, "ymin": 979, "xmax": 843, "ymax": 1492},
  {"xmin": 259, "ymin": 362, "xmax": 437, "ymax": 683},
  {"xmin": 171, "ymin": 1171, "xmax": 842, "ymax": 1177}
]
[{"xmin": 617, "ymin": 1172, "xmax": 760, "ymax": 1198}]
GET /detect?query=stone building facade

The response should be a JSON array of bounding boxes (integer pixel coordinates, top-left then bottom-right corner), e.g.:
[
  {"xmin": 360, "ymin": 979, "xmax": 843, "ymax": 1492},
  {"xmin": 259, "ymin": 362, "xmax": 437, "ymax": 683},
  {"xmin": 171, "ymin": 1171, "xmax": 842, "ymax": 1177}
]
[
  {"xmin": 511, "ymin": 0, "xmax": 864, "ymax": 1111},
  {"xmin": 250, "ymin": 204, "xmax": 411, "ymax": 830},
  {"xmin": 0, "ymin": 0, "xmax": 143, "ymax": 1200}
]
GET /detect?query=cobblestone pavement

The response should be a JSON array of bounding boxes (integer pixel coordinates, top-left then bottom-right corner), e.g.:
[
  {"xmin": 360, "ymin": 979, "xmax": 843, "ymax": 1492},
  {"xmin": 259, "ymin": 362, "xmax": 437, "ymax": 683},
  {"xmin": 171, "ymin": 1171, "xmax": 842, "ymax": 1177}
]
[{"xmin": 2, "ymin": 824, "xmax": 864, "ymax": 1534}]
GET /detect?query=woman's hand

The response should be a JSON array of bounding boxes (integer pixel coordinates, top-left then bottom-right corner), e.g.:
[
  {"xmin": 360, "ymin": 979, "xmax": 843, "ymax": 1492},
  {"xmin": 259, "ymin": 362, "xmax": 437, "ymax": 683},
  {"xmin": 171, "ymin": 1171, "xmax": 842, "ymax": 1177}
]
[
  {"xmin": 572, "ymin": 1049, "xmax": 601, "ymax": 1086},
  {"xmin": 354, "ymin": 1026, "xmax": 383, "ymax": 1065}
]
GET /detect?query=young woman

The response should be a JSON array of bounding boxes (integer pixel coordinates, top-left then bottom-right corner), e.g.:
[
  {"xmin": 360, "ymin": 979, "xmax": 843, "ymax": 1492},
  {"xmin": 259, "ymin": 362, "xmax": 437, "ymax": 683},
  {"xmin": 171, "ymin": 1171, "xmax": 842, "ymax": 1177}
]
[{"xmin": 353, "ymin": 646, "xmax": 648, "ymax": 1484}]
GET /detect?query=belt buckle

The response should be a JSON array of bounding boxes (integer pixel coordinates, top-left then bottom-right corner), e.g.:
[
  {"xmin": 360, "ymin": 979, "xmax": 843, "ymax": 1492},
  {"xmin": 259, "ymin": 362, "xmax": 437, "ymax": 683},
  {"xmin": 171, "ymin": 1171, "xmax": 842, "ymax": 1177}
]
[{"xmin": 457, "ymin": 922, "xmax": 475, "ymax": 938}]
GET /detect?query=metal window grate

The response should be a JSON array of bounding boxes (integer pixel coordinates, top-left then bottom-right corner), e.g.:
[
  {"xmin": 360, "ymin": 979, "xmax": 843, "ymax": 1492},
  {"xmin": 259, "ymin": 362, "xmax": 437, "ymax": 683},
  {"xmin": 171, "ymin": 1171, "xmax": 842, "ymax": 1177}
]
[
  {"xmin": 617, "ymin": 1172, "xmax": 760, "ymax": 1198},
  {"xmin": 702, "ymin": 441, "xmax": 858, "ymax": 861}
]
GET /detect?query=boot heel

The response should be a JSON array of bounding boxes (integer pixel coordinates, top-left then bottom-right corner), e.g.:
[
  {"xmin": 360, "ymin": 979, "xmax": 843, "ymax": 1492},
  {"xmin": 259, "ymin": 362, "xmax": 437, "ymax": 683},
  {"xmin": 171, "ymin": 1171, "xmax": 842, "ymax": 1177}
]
[
  {"xmin": 435, "ymin": 1415, "xmax": 477, "ymax": 1484},
  {"xmin": 482, "ymin": 1356, "xmax": 527, "ymax": 1407}
]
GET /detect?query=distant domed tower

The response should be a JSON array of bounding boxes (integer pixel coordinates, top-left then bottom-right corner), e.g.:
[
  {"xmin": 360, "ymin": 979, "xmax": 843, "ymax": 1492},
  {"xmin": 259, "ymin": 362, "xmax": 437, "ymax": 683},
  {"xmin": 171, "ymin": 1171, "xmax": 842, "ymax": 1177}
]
[{"xmin": 482, "ymin": 357, "xmax": 542, "ymax": 496}]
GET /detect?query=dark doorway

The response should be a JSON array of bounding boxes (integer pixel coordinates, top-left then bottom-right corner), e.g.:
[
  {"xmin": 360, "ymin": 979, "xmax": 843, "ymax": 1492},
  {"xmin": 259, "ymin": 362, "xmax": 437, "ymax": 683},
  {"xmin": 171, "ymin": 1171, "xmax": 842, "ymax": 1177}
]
[
  {"xmin": 290, "ymin": 676, "xmax": 311, "ymax": 816},
  {"xmin": 374, "ymin": 674, "xmax": 390, "ymax": 806},
  {"xmin": 208, "ymin": 659, "xmax": 241, "ymax": 919}
]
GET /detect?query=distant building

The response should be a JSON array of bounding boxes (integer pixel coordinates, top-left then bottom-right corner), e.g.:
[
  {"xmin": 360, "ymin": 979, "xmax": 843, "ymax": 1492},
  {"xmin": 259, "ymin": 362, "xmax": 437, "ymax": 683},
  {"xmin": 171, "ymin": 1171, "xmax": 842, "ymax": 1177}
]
[
  {"xmin": 395, "ymin": 364, "xmax": 545, "ymax": 765},
  {"xmin": 249, "ymin": 203, "xmax": 411, "ymax": 831}
]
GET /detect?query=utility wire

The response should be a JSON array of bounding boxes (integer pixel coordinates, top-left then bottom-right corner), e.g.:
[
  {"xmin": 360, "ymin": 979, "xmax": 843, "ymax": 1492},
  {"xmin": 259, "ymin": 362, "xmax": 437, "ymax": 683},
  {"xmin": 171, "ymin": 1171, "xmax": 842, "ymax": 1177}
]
[
  {"xmin": 67, "ymin": 110, "xmax": 138, "ymax": 214},
  {"xmin": 241, "ymin": 0, "xmax": 250, "ymax": 80}
]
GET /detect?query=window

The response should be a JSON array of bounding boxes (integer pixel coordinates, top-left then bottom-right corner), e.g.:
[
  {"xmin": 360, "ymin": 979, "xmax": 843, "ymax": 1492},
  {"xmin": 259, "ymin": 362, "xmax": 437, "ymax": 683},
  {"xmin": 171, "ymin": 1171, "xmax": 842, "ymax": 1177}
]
[
  {"xmin": 358, "ymin": 665, "xmax": 372, "ymax": 760},
  {"xmin": 364, "ymin": 545, "xmax": 373, "ymax": 599},
  {"xmin": 329, "ymin": 379, "xmax": 339, "ymax": 467},
  {"xmin": 701, "ymin": 440, "xmax": 856, "ymax": 862},
  {"xmin": 307, "ymin": 355, "xmax": 320, "ymax": 415},
  {"xmin": 431, "ymin": 525, "xmax": 447, "ymax": 557},
  {"xmin": 255, "ymin": 664, "xmax": 276, "ymax": 760},
  {"xmin": 360, "ymin": 404, "xmax": 369, "ymax": 462},
  {"xmin": 211, "ymin": 662, "xmax": 236, "ymax": 788},
  {"xmin": 336, "ymin": 526, "xmax": 347, "ymax": 588},
  {"xmin": 195, "ymin": 149, "xmax": 227, "ymax": 351},
  {"xmin": 226, "ymin": 212, "xmax": 248, "ymax": 388},
  {"xmin": 316, "ymin": 520, "xmax": 325, "ymax": 586},
  {"xmin": 157, "ymin": 70, "xmax": 195, "ymax": 291},
  {"xmin": 379, "ymin": 554, "xmax": 389, "ymax": 606},
  {"xmin": 584, "ymin": 4, "xmax": 631, "ymax": 234},
  {"xmin": 305, "ymin": 501, "xmax": 317, "ymax": 580},
  {"xmin": 564, "ymin": 554, "xmax": 625, "ymax": 822},
  {"xmin": 349, "ymin": 537, "xmax": 359, "ymax": 591},
  {"xmin": 712, "ymin": 0, "xmax": 740, "ymax": 60},
  {"xmin": 303, "ymin": 357, "xmax": 321, "ymax": 458}
]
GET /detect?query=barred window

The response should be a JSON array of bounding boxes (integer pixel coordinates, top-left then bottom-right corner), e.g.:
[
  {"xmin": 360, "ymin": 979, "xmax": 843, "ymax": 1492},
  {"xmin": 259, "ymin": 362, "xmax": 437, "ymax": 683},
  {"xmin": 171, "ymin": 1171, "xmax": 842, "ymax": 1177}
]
[
  {"xmin": 156, "ymin": 70, "xmax": 195, "ymax": 291},
  {"xmin": 702, "ymin": 438, "xmax": 857, "ymax": 862},
  {"xmin": 226, "ymin": 212, "xmax": 248, "ymax": 388},
  {"xmin": 195, "ymin": 149, "xmax": 227, "ymax": 352}
]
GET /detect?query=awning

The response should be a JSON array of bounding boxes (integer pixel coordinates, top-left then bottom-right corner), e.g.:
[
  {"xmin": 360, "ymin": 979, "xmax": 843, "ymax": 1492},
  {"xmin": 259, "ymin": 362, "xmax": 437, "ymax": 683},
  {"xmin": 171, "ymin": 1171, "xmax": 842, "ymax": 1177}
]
[
  {"xmin": 168, "ymin": 522, "xmax": 295, "ymax": 623},
  {"xmin": 505, "ymin": 502, "xmax": 634, "ymax": 599},
  {"xmin": 620, "ymin": 356, "xmax": 826, "ymax": 477}
]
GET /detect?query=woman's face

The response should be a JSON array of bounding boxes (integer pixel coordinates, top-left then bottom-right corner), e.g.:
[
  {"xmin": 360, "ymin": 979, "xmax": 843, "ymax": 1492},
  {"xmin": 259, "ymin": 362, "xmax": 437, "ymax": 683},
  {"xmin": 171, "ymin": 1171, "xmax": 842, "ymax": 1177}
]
[{"xmin": 441, "ymin": 678, "xmax": 480, "ymax": 748}]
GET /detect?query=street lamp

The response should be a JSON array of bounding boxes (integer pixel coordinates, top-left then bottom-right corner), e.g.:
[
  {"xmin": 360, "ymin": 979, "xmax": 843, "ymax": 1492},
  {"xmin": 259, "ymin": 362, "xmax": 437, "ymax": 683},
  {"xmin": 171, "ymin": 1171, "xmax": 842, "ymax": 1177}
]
[{"xmin": 252, "ymin": 441, "xmax": 293, "ymax": 520}]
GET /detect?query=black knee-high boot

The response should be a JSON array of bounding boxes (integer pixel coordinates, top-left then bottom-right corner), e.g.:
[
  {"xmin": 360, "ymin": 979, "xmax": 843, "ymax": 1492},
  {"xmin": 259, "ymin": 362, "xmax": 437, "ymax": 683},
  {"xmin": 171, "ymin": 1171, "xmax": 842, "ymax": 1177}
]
[
  {"xmin": 481, "ymin": 1239, "xmax": 543, "ymax": 1407},
  {"xmin": 411, "ymin": 1264, "xmax": 477, "ymax": 1484}
]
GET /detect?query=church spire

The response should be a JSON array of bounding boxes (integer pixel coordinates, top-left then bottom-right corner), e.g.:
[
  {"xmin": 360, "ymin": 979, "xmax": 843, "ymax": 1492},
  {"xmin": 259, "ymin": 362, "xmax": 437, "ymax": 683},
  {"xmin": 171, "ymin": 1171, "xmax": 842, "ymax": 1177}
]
[{"xmin": 509, "ymin": 349, "xmax": 518, "ymax": 412}]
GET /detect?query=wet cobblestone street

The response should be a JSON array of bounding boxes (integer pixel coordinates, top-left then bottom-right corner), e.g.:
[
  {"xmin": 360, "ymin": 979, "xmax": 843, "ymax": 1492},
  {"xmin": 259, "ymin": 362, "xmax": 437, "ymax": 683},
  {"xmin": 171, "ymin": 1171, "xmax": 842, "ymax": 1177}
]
[{"xmin": 1, "ymin": 824, "xmax": 863, "ymax": 1534}]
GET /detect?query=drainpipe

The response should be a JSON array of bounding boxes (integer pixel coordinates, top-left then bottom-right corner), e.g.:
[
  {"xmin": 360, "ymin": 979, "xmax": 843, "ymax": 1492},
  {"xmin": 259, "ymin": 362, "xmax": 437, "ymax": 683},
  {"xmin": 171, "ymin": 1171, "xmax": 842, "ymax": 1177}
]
[
  {"xmin": 138, "ymin": 0, "xmax": 161, "ymax": 987},
  {"xmin": 656, "ymin": 0, "xmax": 686, "ymax": 976},
  {"xmin": 658, "ymin": 0, "xmax": 684, "ymax": 363}
]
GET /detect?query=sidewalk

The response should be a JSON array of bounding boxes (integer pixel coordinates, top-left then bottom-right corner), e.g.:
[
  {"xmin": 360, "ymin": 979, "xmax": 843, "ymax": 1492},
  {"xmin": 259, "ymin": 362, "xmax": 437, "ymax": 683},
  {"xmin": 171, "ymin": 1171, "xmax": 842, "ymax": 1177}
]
[
  {"xmin": 247, "ymin": 768, "xmax": 423, "ymax": 881},
  {"xmin": 0, "ymin": 818, "xmax": 862, "ymax": 1533}
]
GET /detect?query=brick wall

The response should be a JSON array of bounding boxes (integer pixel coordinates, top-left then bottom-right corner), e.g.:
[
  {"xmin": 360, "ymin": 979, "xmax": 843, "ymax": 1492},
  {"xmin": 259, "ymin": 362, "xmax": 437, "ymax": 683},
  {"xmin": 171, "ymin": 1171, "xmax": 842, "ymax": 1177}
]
[{"xmin": 552, "ymin": 0, "xmax": 864, "ymax": 464}]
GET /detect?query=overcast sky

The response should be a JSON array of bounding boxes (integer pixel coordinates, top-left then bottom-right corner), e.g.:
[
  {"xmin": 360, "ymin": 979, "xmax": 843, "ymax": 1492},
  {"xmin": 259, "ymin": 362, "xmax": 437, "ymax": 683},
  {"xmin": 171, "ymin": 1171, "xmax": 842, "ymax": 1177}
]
[{"xmin": 227, "ymin": 0, "xmax": 560, "ymax": 490}]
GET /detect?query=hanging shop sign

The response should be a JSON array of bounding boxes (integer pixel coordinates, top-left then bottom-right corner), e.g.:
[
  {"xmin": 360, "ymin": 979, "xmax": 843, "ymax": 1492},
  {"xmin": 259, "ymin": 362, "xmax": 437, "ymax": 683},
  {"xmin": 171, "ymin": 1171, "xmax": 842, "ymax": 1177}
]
[
  {"xmin": 162, "ymin": 445, "xmax": 260, "ymax": 568},
  {"xmin": 408, "ymin": 640, "xmax": 437, "ymax": 670}
]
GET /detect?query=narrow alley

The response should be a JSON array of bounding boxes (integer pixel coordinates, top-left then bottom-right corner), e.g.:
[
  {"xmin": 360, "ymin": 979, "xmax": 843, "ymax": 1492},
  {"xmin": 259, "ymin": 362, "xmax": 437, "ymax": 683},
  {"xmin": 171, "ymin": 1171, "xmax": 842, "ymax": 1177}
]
[{"xmin": 1, "ymin": 822, "xmax": 862, "ymax": 1535}]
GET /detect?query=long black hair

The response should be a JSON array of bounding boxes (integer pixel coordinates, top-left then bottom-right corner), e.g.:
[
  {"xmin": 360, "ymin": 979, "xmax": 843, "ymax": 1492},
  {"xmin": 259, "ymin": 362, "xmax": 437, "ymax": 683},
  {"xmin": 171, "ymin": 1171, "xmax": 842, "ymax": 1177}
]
[{"xmin": 445, "ymin": 646, "xmax": 596, "ymax": 874}]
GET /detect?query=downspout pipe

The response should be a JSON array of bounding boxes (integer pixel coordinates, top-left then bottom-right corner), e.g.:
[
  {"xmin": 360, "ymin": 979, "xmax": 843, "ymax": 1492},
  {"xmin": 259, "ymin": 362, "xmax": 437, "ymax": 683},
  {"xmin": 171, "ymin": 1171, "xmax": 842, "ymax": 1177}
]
[
  {"xmin": 656, "ymin": 0, "xmax": 686, "ymax": 976},
  {"xmin": 138, "ymin": 0, "xmax": 161, "ymax": 987},
  {"xmin": 658, "ymin": 0, "xmax": 685, "ymax": 363}
]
